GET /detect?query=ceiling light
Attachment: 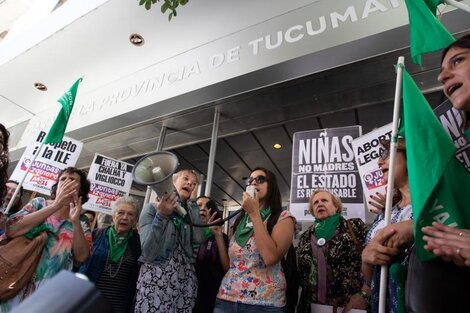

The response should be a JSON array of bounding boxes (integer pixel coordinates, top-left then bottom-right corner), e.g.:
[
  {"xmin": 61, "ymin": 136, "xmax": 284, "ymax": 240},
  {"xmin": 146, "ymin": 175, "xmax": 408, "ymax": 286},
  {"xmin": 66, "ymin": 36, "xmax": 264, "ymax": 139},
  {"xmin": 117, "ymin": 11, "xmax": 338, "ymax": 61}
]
[
  {"xmin": 129, "ymin": 33, "xmax": 145, "ymax": 46},
  {"xmin": 273, "ymin": 143, "xmax": 282, "ymax": 149},
  {"xmin": 34, "ymin": 82, "xmax": 47, "ymax": 91}
]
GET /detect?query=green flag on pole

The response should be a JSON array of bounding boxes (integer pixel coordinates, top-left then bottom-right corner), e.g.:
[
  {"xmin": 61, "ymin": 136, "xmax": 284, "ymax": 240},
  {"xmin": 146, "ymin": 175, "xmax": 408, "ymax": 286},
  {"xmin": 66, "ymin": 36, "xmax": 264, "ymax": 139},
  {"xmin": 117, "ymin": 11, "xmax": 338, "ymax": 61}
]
[
  {"xmin": 404, "ymin": 0, "xmax": 455, "ymax": 66},
  {"xmin": 401, "ymin": 67, "xmax": 470, "ymax": 261},
  {"xmin": 43, "ymin": 78, "xmax": 82, "ymax": 144}
]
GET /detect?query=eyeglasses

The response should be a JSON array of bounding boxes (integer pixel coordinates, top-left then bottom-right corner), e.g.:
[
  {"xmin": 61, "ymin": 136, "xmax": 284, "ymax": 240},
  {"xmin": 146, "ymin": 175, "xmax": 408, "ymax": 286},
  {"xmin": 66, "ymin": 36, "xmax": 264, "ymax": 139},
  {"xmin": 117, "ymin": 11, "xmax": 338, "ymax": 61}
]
[
  {"xmin": 379, "ymin": 148, "xmax": 405, "ymax": 161},
  {"xmin": 246, "ymin": 175, "xmax": 268, "ymax": 186}
]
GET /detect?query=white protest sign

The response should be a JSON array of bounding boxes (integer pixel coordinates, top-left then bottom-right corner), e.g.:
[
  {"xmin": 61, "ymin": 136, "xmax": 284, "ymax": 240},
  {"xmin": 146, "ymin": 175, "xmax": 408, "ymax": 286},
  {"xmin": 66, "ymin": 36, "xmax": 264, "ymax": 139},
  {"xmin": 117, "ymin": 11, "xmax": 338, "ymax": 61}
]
[
  {"xmin": 352, "ymin": 124, "xmax": 392, "ymax": 213},
  {"xmin": 10, "ymin": 130, "xmax": 83, "ymax": 195},
  {"xmin": 83, "ymin": 154, "xmax": 134, "ymax": 215},
  {"xmin": 290, "ymin": 126, "xmax": 364, "ymax": 221}
]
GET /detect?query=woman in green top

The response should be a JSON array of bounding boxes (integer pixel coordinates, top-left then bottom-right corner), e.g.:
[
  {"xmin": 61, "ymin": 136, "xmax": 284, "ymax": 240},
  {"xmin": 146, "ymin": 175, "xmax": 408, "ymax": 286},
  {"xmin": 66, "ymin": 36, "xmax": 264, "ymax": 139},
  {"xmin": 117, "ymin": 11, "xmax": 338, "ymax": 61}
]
[{"xmin": 297, "ymin": 189, "xmax": 367, "ymax": 313}]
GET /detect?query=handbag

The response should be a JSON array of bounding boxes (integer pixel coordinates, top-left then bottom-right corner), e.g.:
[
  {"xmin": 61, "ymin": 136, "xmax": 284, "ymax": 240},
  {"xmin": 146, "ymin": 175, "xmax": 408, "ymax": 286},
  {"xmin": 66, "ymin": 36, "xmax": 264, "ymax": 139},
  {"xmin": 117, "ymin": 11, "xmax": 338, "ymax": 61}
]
[{"xmin": 0, "ymin": 231, "xmax": 48, "ymax": 300}]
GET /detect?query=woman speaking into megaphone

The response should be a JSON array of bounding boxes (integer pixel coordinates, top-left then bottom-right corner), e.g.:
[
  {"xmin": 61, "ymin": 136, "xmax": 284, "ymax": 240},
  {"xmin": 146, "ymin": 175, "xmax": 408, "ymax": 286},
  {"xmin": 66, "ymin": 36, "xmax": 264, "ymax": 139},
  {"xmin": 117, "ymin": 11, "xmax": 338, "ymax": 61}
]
[{"xmin": 135, "ymin": 169, "xmax": 206, "ymax": 313}]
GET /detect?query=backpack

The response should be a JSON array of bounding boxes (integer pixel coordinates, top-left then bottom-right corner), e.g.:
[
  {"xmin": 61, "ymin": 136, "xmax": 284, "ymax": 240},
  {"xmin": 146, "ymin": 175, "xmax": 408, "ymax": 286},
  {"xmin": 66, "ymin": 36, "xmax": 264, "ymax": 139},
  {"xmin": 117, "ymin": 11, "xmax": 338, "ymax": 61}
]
[{"xmin": 267, "ymin": 212, "xmax": 299, "ymax": 313}]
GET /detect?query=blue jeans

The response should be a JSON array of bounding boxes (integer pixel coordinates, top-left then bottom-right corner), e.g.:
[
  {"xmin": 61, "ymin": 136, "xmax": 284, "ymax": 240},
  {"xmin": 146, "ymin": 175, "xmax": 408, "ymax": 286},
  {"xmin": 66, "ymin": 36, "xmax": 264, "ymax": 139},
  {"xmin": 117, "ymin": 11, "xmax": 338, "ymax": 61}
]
[{"xmin": 213, "ymin": 299, "xmax": 286, "ymax": 313}]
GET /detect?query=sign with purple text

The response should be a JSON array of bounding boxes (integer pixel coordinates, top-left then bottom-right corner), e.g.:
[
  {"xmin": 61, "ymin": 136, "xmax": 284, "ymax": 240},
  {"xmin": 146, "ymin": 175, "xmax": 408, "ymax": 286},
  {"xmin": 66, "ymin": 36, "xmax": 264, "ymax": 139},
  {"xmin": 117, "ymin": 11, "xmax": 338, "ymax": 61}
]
[
  {"xmin": 352, "ymin": 124, "xmax": 392, "ymax": 213},
  {"xmin": 10, "ymin": 130, "xmax": 83, "ymax": 195},
  {"xmin": 83, "ymin": 154, "xmax": 134, "ymax": 215},
  {"xmin": 290, "ymin": 126, "xmax": 363, "ymax": 221}
]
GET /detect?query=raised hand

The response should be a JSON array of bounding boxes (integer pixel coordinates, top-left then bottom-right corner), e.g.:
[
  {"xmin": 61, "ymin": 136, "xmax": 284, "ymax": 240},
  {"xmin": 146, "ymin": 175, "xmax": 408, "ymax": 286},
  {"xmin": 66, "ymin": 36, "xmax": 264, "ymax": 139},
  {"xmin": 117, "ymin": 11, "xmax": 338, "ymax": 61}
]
[
  {"xmin": 207, "ymin": 211, "xmax": 223, "ymax": 237},
  {"xmin": 362, "ymin": 228, "xmax": 401, "ymax": 265},
  {"xmin": 69, "ymin": 197, "xmax": 83, "ymax": 225},
  {"xmin": 156, "ymin": 192, "xmax": 177, "ymax": 217}
]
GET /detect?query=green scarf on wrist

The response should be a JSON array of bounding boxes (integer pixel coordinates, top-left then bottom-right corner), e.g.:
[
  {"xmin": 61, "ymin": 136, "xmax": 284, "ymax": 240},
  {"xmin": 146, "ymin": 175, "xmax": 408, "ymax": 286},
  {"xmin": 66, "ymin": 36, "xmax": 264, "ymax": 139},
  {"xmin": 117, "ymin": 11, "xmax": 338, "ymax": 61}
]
[
  {"xmin": 313, "ymin": 213, "xmax": 341, "ymax": 241},
  {"xmin": 108, "ymin": 226, "xmax": 132, "ymax": 263},
  {"xmin": 235, "ymin": 207, "xmax": 271, "ymax": 247}
]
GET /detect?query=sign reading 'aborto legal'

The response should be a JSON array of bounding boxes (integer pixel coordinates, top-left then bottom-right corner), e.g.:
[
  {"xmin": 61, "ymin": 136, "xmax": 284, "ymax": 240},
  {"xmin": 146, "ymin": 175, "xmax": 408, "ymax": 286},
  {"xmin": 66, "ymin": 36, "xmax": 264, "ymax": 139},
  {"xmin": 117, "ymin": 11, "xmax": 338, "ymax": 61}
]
[{"xmin": 290, "ymin": 126, "xmax": 364, "ymax": 222}]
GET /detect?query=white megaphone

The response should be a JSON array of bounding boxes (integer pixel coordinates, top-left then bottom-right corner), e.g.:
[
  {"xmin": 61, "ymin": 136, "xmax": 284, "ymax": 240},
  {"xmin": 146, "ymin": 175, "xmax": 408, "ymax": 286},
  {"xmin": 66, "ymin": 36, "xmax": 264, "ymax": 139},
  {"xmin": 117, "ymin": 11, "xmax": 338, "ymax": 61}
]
[{"xmin": 132, "ymin": 151, "xmax": 187, "ymax": 216}]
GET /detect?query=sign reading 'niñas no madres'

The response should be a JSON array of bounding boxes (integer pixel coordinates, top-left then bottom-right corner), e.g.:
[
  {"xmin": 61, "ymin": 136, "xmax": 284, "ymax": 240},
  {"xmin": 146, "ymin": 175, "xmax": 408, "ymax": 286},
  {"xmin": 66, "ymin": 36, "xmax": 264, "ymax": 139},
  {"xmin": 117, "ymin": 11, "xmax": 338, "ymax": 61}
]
[{"xmin": 290, "ymin": 126, "xmax": 364, "ymax": 221}]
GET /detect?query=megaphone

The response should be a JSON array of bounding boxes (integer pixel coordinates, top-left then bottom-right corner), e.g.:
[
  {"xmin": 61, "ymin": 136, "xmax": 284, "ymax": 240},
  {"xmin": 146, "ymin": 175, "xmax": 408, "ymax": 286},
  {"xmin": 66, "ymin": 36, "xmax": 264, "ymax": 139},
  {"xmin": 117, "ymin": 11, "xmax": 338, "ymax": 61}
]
[{"xmin": 132, "ymin": 151, "xmax": 187, "ymax": 216}]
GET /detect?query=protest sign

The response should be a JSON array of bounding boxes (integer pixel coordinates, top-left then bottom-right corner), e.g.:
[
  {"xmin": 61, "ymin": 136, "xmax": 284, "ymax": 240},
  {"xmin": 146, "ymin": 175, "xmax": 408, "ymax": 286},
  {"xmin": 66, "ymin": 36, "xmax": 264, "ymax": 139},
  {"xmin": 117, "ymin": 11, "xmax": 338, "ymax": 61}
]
[
  {"xmin": 10, "ymin": 130, "xmax": 83, "ymax": 195},
  {"xmin": 290, "ymin": 126, "xmax": 363, "ymax": 221},
  {"xmin": 434, "ymin": 99, "xmax": 470, "ymax": 171},
  {"xmin": 83, "ymin": 154, "xmax": 134, "ymax": 215},
  {"xmin": 352, "ymin": 124, "xmax": 392, "ymax": 213}
]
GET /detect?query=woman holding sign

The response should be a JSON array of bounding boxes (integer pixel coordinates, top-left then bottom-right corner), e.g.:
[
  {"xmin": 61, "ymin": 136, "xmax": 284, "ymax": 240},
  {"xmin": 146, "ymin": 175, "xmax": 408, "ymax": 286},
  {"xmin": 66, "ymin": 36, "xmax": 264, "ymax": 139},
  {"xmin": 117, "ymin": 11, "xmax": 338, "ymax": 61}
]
[{"xmin": 296, "ymin": 189, "xmax": 367, "ymax": 313}]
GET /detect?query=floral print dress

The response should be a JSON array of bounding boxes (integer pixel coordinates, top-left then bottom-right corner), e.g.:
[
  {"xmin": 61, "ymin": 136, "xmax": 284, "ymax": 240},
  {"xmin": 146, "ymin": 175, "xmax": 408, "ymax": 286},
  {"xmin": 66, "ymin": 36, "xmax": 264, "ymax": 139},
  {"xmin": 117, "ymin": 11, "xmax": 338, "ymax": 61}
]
[
  {"xmin": 0, "ymin": 198, "xmax": 91, "ymax": 313},
  {"xmin": 217, "ymin": 210, "xmax": 294, "ymax": 307}
]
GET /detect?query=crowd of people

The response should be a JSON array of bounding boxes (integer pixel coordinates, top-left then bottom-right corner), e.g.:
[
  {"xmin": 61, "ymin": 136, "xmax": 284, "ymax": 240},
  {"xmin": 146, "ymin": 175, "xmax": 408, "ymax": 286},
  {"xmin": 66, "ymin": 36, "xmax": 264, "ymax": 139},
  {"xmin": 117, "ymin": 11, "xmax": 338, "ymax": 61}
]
[{"xmin": 0, "ymin": 34, "xmax": 469, "ymax": 313}]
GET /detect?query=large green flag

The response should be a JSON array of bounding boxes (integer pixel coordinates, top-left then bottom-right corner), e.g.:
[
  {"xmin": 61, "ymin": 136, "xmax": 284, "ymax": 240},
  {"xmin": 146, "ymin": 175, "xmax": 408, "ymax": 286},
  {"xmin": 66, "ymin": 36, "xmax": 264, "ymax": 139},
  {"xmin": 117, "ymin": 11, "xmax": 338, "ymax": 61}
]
[
  {"xmin": 401, "ymin": 67, "xmax": 470, "ymax": 260},
  {"xmin": 43, "ymin": 78, "xmax": 82, "ymax": 144},
  {"xmin": 404, "ymin": 0, "xmax": 455, "ymax": 66}
]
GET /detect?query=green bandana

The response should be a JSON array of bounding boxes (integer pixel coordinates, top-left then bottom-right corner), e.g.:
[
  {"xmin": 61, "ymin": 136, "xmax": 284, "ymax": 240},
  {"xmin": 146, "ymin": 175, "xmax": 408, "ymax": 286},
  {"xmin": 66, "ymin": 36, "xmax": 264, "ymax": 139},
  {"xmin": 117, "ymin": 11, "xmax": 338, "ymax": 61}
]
[
  {"xmin": 108, "ymin": 226, "xmax": 132, "ymax": 263},
  {"xmin": 235, "ymin": 207, "xmax": 271, "ymax": 247},
  {"xmin": 313, "ymin": 213, "xmax": 341, "ymax": 241},
  {"xmin": 204, "ymin": 227, "xmax": 213, "ymax": 240}
]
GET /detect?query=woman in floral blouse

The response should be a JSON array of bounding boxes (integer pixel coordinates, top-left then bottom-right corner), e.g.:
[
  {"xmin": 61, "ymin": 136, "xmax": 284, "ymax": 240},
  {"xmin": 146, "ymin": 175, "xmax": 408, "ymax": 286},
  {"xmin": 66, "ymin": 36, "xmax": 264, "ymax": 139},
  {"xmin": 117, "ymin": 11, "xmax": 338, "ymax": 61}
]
[
  {"xmin": 214, "ymin": 167, "xmax": 295, "ymax": 313},
  {"xmin": 296, "ymin": 189, "xmax": 367, "ymax": 313},
  {"xmin": 0, "ymin": 167, "xmax": 91, "ymax": 312}
]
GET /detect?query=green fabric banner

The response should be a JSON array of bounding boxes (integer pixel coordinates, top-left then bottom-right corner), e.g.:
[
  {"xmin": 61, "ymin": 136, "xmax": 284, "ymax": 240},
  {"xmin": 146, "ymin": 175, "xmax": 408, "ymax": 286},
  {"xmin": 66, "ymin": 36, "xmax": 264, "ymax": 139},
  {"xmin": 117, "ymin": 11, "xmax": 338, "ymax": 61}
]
[
  {"xmin": 43, "ymin": 78, "xmax": 82, "ymax": 144},
  {"xmin": 401, "ymin": 67, "xmax": 470, "ymax": 260},
  {"xmin": 404, "ymin": 0, "xmax": 454, "ymax": 66}
]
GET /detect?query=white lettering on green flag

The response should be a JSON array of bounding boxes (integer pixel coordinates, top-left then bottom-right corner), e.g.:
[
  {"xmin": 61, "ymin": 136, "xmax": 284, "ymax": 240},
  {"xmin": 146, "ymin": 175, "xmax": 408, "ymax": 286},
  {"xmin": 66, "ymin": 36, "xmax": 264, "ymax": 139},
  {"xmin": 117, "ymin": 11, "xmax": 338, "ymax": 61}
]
[
  {"xmin": 43, "ymin": 78, "xmax": 82, "ymax": 144},
  {"xmin": 401, "ymin": 67, "xmax": 470, "ymax": 260}
]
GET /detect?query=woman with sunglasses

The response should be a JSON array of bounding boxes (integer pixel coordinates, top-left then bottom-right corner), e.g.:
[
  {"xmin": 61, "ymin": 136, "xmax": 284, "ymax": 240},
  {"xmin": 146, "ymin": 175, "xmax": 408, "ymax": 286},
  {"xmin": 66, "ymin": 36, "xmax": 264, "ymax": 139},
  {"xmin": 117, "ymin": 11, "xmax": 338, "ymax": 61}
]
[
  {"xmin": 345, "ymin": 138, "xmax": 413, "ymax": 313},
  {"xmin": 297, "ymin": 189, "xmax": 367, "ymax": 313},
  {"xmin": 214, "ymin": 167, "xmax": 295, "ymax": 313}
]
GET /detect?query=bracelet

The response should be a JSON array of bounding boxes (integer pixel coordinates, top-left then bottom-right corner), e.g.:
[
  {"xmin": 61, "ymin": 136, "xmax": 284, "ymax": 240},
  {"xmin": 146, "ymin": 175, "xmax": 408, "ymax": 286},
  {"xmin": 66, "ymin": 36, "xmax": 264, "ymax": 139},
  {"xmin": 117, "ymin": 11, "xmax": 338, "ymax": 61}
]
[{"xmin": 356, "ymin": 290, "xmax": 370, "ymax": 305}]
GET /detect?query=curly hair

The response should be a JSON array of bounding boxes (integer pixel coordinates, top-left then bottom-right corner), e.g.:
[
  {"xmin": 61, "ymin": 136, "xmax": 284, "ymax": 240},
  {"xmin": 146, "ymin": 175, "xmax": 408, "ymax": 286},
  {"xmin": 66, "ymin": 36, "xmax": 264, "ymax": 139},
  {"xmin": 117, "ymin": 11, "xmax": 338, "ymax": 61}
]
[
  {"xmin": 50, "ymin": 167, "xmax": 91, "ymax": 203},
  {"xmin": 0, "ymin": 124, "xmax": 10, "ymax": 207}
]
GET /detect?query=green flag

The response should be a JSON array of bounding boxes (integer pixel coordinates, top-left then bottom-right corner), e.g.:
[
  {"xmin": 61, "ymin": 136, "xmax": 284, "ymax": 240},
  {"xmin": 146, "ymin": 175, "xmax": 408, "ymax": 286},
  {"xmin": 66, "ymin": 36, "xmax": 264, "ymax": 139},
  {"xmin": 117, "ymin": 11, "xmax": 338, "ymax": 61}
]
[
  {"xmin": 401, "ymin": 67, "xmax": 470, "ymax": 261},
  {"xmin": 43, "ymin": 78, "xmax": 82, "ymax": 144},
  {"xmin": 404, "ymin": 0, "xmax": 455, "ymax": 66}
]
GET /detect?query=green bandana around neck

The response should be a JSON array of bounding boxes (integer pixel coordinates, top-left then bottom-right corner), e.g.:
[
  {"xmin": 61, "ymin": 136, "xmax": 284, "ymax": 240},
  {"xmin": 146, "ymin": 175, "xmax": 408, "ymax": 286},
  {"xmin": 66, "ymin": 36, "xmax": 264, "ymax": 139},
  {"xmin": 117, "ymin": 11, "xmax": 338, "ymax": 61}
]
[
  {"xmin": 313, "ymin": 213, "xmax": 341, "ymax": 241},
  {"xmin": 235, "ymin": 207, "xmax": 271, "ymax": 247},
  {"xmin": 108, "ymin": 226, "xmax": 132, "ymax": 263},
  {"xmin": 204, "ymin": 227, "xmax": 213, "ymax": 240}
]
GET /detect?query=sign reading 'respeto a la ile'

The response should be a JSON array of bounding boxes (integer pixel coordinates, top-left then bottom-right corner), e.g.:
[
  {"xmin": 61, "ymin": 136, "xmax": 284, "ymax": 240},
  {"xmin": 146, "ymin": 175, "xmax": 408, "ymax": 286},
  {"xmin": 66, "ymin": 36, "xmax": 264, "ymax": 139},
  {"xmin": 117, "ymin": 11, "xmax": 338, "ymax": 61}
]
[
  {"xmin": 290, "ymin": 126, "xmax": 364, "ymax": 222},
  {"xmin": 83, "ymin": 154, "xmax": 134, "ymax": 215},
  {"xmin": 10, "ymin": 130, "xmax": 83, "ymax": 195}
]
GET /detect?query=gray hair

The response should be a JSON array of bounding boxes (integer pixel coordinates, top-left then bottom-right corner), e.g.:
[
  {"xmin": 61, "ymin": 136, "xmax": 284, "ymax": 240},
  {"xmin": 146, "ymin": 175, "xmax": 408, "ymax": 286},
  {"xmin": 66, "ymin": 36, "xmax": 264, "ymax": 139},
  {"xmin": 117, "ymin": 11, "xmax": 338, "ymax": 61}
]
[{"xmin": 112, "ymin": 196, "xmax": 140, "ymax": 216}]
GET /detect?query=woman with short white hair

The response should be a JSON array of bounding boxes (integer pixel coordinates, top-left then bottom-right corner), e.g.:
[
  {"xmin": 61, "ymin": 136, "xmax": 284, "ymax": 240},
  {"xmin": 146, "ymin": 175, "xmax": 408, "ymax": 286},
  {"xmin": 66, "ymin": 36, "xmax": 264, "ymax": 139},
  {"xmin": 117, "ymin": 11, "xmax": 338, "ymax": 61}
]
[{"xmin": 80, "ymin": 196, "xmax": 141, "ymax": 313}]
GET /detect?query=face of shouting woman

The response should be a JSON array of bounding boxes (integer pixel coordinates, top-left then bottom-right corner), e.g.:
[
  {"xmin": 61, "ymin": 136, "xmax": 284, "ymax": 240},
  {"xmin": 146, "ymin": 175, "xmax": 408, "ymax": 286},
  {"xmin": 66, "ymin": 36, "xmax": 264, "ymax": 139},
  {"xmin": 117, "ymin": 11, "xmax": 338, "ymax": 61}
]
[
  {"xmin": 174, "ymin": 171, "xmax": 198, "ymax": 202},
  {"xmin": 438, "ymin": 46, "xmax": 470, "ymax": 112}
]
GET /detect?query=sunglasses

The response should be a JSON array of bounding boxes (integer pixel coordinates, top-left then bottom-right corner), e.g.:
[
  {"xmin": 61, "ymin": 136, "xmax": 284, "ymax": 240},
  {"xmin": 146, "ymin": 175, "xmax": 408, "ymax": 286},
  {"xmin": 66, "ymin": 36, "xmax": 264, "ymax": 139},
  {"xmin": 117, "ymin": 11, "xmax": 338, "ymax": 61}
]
[{"xmin": 246, "ymin": 175, "xmax": 268, "ymax": 186}]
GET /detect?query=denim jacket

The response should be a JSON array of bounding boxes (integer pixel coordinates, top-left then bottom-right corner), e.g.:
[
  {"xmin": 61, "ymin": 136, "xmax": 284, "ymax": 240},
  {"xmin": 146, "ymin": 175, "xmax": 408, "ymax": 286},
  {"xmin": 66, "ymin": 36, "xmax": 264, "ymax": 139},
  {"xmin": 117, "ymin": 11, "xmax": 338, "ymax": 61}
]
[{"xmin": 139, "ymin": 200, "xmax": 205, "ymax": 265}]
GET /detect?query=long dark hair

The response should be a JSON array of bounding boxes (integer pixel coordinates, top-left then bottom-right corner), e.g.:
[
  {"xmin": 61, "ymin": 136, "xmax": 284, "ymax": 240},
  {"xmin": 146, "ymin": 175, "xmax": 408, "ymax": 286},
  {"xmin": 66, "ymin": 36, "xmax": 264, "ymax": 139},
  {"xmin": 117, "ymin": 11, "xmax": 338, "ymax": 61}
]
[
  {"xmin": 233, "ymin": 167, "xmax": 283, "ymax": 234},
  {"xmin": 50, "ymin": 167, "xmax": 90, "ymax": 203},
  {"xmin": 0, "ymin": 124, "xmax": 10, "ymax": 206}
]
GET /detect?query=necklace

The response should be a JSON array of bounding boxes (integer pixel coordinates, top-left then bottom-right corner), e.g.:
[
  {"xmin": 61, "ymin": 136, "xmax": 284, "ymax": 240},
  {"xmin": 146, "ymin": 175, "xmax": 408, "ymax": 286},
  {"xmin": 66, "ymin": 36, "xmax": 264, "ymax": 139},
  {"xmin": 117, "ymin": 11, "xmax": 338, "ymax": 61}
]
[{"xmin": 105, "ymin": 250, "xmax": 125, "ymax": 279}]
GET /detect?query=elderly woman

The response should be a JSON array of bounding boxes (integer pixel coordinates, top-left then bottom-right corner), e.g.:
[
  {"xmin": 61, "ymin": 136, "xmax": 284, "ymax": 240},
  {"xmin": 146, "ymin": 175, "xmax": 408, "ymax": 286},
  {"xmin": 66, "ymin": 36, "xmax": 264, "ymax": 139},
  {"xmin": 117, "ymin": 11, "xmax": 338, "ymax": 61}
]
[
  {"xmin": 402, "ymin": 33, "xmax": 470, "ymax": 313},
  {"xmin": 214, "ymin": 167, "xmax": 295, "ymax": 313},
  {"xmin": 79, "ymin": 196, "xmax": 141, "ymax": 313},
  {"xmin": 296, "ymin": 189, "xmax": 367, "ymax": 313},
  {"xmin": 135, "ymin": 169, "xmax": 205, "ymax": 313},
  {"xmin": 0, "ymin": 167, "xmax": 91, "ymax": 312}
]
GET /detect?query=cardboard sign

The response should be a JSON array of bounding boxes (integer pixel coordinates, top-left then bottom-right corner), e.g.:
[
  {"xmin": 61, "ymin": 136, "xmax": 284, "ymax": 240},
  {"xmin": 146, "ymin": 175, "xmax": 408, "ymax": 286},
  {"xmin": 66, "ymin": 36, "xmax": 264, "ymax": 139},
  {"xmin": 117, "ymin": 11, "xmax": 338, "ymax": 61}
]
[
  {"xmin": 83, "ymin": 154, "xmax": 134, "ymax": 215},
  {"xmin": 290, "ymin": 126, "xmax": 364, "ymax": 221},
  {"xmin": 10, "ymin": 130, "xmax": 83, "ymax": 195}
]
